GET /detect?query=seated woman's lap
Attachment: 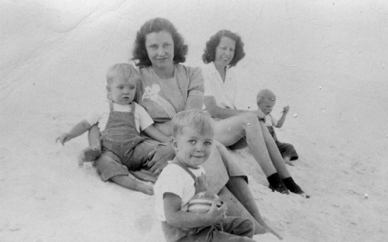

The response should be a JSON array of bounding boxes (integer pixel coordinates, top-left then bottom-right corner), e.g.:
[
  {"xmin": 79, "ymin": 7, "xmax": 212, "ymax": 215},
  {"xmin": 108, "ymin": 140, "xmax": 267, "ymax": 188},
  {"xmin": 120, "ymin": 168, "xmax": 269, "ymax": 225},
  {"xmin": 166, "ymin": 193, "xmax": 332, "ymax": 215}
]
[
  {"xmin": 213, "ymin": 113, "xmax": 257, "ymax": 147},
  {"xmin": 202, "ymin": 141, "xmax": 248, "ymax": 194}
]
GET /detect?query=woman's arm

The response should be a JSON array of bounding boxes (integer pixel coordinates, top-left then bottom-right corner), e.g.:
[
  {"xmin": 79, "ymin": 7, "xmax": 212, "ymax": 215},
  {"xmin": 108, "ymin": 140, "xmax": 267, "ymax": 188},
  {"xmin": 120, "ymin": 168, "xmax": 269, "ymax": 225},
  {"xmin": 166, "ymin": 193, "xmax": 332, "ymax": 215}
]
[
  {"xmin": 204, "ymin": 96, "xmax": 243, "ymax": 119},
  {"xmin": 205, "ymin": 95, "xmax": 265, "ymax": 120},
  {"xmin": 185, "ymin": 90, "xmax": 204, "ymax": 110},
  {"xmin": 143, "ymin": 125, "xmax": 170, "ymax": 143}
]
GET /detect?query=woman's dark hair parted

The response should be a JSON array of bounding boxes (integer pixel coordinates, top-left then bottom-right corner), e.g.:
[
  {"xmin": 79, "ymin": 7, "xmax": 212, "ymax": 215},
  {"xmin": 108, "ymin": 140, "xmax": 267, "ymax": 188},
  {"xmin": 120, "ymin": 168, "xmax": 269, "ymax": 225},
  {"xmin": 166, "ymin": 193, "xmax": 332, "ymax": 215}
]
[
  {"xmin": 132, "ymin": 18, "xmax": 188, "ymax": 67},
  {"xmin": 202, "ymin": 29, "xmax": 246, "ymax": 67}
]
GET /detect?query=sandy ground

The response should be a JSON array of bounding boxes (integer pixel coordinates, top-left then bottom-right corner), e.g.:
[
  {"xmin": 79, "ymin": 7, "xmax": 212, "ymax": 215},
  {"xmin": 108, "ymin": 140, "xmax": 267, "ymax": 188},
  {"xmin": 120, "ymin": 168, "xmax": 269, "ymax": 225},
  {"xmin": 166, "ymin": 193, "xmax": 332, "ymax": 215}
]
[{"xmin": 1, "ymin": 0, "xmax": 388, "ymax": 241}]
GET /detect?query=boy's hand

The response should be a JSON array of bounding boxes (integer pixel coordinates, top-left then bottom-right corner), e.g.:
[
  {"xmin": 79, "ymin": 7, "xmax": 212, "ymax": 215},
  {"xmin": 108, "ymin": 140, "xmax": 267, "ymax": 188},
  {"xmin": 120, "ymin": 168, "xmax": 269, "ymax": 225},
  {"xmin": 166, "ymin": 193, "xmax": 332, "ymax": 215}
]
[
  {"xmin": 282, "ymin": 105, "xmax": 290, "ymax": 115},
  {"xmin": 194, "ymin": 174, "xmax": 207, "ymax": 193},
  {"xmin": 207, "ymin": 198, "xmax": 227, "ymax": 225},
  {"xmin": 56, "ymin": 133, "xmax": 70, "ymax": 145}
]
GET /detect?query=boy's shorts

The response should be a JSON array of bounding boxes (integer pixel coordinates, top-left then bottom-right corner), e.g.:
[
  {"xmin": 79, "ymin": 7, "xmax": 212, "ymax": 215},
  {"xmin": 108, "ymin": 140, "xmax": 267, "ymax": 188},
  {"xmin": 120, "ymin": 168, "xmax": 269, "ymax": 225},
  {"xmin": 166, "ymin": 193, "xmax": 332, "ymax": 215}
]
[
  {"xmin": 95, "ymin": 139, "xmax": 162, "ymax": 181},
  {"xmin": 161, "ymin": 216, "xmax": 254, "ymax": 242},
  {"xmin": 276, "ymin": 141, "xmax": 299, "ymax": 160}
]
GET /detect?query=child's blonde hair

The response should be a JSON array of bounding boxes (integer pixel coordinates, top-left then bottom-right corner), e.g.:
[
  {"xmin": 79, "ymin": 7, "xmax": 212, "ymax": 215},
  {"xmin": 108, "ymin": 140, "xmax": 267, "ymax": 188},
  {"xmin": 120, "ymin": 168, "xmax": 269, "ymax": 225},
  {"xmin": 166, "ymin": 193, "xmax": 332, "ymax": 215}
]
[
  {"xmin": 256, "ymin": 89, "xmax": 276, "ymax": 104},
  {"xmin": 172, "ymin": 110, "xmax": 214, "ymax": 138},
  {"xmin": 106, "ymin": 63, "xmax": 140, "ymax": 85}
]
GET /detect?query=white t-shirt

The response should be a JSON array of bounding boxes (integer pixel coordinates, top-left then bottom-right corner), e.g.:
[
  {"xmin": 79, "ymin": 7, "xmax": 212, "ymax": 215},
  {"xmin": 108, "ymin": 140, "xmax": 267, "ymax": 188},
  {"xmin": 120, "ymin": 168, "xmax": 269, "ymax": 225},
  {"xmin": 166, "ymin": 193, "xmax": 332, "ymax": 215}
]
[
  {"xmin": 264, "ymin": 114, "xmax": 278, "ymax": 127},
  {"xmin": 202, "ymin": 63, "xmax": 238, "ymax": 110},
  {"xmin": 154, "ymin": 162, "xmax": 205, "ymax": 221},
  {"xmin": 85, "ymin": 101, "xmax": 154, "ymax": 132}
]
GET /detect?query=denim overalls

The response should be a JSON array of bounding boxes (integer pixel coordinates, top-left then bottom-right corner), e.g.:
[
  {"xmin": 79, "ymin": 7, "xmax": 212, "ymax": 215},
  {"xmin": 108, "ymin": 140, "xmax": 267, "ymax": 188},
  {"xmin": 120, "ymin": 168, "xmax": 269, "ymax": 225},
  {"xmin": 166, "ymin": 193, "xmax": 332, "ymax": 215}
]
[{"xmin": 100, "ymin": 101, "xmax": 147, "ymax": 171}]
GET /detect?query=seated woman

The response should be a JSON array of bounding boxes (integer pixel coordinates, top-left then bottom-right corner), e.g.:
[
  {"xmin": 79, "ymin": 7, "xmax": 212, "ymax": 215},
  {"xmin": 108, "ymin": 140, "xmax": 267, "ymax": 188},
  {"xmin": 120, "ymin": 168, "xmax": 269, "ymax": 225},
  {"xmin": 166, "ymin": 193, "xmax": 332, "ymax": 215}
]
[
  {"xmin": 133, "ymin": 18, "xmax": 284, "ymax": 239},
  {"xmin": 201, "ymin": 30, "xmax": 308, "ymax": 197}
]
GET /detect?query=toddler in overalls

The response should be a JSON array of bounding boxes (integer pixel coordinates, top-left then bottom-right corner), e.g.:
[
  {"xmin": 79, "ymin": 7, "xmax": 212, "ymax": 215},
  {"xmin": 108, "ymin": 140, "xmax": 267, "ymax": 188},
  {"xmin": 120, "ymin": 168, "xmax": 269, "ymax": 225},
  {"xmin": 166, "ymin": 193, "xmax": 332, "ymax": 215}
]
[{"xmin": 56, "ymin": 63, "xmax": 170, "ymax": 195}]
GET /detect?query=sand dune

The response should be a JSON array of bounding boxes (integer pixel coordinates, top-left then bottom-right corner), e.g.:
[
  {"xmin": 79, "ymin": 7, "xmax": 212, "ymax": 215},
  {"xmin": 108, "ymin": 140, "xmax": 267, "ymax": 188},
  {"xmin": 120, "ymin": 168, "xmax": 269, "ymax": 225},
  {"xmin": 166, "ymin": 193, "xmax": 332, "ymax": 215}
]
[{"xmin": 1, "ymin": 1, "xmax": 387, "ymax": 241}]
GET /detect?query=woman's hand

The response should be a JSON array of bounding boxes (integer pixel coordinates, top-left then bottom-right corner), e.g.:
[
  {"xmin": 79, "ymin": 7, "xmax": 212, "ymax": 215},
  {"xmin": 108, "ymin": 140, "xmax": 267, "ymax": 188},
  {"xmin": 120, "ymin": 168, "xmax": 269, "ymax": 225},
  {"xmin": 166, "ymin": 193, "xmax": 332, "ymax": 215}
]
[
  {"xmin": 146, "ymin": 143, "xmax": 175, "ymax": 174},
  {"xmin": 252, "ymin": 110, "xmax": 265, "ymax": 120}
]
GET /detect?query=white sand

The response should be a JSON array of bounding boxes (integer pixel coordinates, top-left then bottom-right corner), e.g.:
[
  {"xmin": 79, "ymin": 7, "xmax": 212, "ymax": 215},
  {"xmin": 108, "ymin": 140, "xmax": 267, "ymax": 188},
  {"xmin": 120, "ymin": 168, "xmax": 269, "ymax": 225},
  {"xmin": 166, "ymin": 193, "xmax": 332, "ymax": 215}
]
[{"xmin": 1, "ymin": 0, "xmax": 387, "ymax": 241}]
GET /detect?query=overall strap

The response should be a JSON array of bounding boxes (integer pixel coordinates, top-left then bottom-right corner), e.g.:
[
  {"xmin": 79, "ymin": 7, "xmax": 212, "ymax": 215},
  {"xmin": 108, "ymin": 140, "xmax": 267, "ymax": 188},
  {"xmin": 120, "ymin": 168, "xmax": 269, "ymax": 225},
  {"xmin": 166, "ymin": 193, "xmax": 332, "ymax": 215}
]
[
  {"xmin": 108, "ymin": 100, "xmax": 114, "ymax": 112},
  {"xmin": 170, "ymin": 160, "xmax": 197, "ymax": 181},
  {"xmin": 130, "ymin": 102, "xmax": 136, "ymax": 114}
]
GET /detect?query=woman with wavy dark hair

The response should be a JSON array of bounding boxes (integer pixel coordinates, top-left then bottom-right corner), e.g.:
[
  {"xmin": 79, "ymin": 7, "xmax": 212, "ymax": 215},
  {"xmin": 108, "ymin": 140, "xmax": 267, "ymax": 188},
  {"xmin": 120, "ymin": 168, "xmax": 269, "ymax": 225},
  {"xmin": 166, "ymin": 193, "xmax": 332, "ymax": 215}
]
[
  {"xmin": 202, "ymin": 30, "xmax": 308, "ymax": 197},
  {"xmin": 133, "ymin": 18, "xmax": 188, "ymax": 67}
]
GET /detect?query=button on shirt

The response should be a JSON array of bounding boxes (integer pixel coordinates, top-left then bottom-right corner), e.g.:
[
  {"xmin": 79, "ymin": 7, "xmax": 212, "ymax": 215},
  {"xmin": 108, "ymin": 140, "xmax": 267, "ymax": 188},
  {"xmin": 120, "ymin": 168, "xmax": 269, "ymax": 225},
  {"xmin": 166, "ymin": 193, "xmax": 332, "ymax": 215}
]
[{"xmin": 202, "ymin": 63, "xmax": 238, "ymax": 110}]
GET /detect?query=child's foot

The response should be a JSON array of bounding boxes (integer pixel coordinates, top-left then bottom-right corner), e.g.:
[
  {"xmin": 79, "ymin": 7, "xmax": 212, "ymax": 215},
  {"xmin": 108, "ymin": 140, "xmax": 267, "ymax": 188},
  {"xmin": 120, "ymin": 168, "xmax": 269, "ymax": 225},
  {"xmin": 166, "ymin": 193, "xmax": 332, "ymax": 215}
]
[
  {"xmin": 137, "ymin": 183, "xmax": 154, "ymax": 195},
  {"xmin": 84, "ymin": 147, "xmax": 101, "ymax": 161}
]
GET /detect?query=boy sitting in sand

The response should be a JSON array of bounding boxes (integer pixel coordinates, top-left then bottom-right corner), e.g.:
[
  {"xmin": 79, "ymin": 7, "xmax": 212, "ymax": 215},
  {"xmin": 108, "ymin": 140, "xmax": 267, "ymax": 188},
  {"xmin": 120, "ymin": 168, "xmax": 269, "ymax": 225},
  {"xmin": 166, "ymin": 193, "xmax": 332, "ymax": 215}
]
[
  {"xmin": 154, "ymin": 110, "xmax": 256, "ymax": 242},
  {"xmin": 257, "ymin": 89, "xmax": 298, "ymax": 166},
  {"xmin": 56, "ymin": 63, "xmax": 169, "ymax": 195}
]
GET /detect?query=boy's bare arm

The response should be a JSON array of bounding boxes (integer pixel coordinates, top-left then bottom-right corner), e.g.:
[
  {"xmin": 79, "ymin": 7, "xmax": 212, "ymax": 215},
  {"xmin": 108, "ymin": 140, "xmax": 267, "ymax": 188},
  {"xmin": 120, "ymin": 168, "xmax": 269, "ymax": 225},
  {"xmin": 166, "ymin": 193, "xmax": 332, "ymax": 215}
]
[
  {"xmin": 275, "ymin": 106, "xmax": 290, "ymax": 128},
  {"xmin": 164, "ymin": 193, "xmax": 226, "ymax": 229},
  {"xmin": 143, "ymin": 125, "xmax": 170, "ymax": 143},
  {"xmin": 56, "ymin": 120, "xmax": 91, "ymax": 145}
]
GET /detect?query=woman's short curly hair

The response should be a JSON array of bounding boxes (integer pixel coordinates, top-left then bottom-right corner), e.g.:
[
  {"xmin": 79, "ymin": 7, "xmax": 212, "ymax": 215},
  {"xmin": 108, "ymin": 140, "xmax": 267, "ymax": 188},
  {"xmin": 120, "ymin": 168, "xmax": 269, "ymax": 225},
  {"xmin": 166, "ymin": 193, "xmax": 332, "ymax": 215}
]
[
  {"xmin": 132, "ymin": 18, "xmax": 188, "ymax": 67},
  {"xmin": 202, "ymin": 30, "xmax": 245, "ymax": 67}
]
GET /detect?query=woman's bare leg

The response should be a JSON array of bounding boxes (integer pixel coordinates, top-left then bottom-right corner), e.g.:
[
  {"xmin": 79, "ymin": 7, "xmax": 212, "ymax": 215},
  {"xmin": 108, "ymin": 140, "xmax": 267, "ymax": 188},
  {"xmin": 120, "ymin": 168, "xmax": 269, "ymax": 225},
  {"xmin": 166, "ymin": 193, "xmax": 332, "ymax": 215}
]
[
  {"xmin": 226, "ymin": 177, "xmax": 283, "ymax": 240},
  {"xmin": 218, "ymin": 185, "xmax": 267, "ymax": 235},
  {"xmin": 214, "ymin": 113, "xmax": 276, "ymax": 177},
  {"xmin": 259, "ymin": 122, "xmax": 291, "ymax": 179}
]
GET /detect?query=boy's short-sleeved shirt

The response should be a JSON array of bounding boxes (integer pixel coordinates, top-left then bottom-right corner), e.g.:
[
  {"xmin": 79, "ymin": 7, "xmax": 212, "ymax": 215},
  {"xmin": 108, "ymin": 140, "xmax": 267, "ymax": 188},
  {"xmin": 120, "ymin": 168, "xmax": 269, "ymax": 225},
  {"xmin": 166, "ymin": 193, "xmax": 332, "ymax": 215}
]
[
  {"xmin": 85, "ymin": 101, "xmax": 154, "ymax": 132},
  {"xmin": 264, "ymin": 114, "xmax": 278, "ymax": 127},
  {"xmin": 154, "ymin": 162, "xmax": 205, "ymax": 221},
  {"xmin": 202, "ymin": 63, "xmax": 238, "ymax": 110}
]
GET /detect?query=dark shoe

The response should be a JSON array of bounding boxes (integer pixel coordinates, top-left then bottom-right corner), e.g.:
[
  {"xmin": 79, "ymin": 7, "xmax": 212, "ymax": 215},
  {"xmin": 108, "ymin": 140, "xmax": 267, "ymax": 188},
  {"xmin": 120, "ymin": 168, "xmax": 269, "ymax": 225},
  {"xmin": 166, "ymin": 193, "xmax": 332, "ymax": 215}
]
[
  {"xmin": 269, "ymin": 184, "xmax": 290, "ymax": 194},
  {"xmin": 267, "ymin": 173, "xmax": 290, "ymax": 194},
  {"xmin": 282, "ymin": 177, "xmax": 310, "ymax": 198}
]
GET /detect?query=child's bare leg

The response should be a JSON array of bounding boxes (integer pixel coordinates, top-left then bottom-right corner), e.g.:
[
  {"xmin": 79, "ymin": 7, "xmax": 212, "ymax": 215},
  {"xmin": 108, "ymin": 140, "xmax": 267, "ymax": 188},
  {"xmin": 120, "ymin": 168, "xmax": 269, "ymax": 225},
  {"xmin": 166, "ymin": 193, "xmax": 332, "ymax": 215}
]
[
  {"xmin": 227, "ymin": 177, "xmax": 283, "ymax": 240},
  {"xmin": 129, "ymin": 170, "xmax": 157, "ymax": 183},
  {"xmin": 111, "ymin": 174, "xmax": 153, "ymax": 195},
  {"xmin": 78, "ymin": 125, "xmax": 102, "ymax": 166},
  {"xmin": 88, "ymin": 125, "xmax": 101, "ymax": 150}
]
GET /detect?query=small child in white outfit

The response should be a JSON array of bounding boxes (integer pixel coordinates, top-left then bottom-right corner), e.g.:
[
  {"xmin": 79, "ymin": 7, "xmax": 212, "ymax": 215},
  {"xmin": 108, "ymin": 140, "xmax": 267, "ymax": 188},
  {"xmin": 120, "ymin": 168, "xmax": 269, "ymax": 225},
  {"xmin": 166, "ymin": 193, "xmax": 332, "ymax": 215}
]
[
  {"xmin": 154, "ymin": 110, "xmax": 256, "ymax": 242},
  {"xmin": 257, "ymin": 89, "xmax": 298, "ymax": 166}
]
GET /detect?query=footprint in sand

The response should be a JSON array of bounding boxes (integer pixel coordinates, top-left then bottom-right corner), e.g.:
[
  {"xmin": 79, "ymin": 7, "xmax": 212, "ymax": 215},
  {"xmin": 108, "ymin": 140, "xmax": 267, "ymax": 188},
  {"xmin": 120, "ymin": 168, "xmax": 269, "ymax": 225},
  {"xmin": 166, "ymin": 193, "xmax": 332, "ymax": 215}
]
[{"xmin": 134, "ymin": 214, "xmax": 154, "ymax": 233}]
